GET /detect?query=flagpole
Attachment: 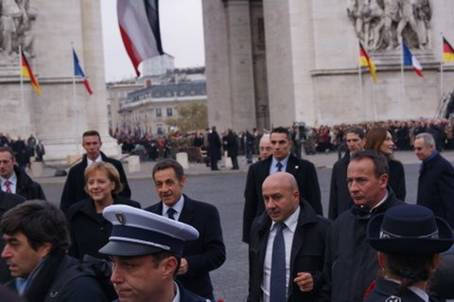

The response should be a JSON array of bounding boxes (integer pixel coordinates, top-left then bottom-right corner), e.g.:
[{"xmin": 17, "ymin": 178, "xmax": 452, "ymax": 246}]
[
  {"xmin": 19, "ymin": 45, "xmax": 27, "ymax": 135},
  {"xmin": 400, "ymin": 40, "xmax": 405, "ymax": 104},
  {"xmin": 71, "ymin": 42, "xmax": 79, "ymax": 155},
  {"xmin": 357, "ymin": 43, "xmax": 364, "ymax": 114},
  {"xmin": 440, "ymin": 33, "xmax": 444, "ymax": 100}
]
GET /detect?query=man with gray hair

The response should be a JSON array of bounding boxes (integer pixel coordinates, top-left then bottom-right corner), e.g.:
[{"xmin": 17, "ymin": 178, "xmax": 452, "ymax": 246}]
[{"xmin": 414, "ymin": 132, "xmax": 454, "ymax": 227}]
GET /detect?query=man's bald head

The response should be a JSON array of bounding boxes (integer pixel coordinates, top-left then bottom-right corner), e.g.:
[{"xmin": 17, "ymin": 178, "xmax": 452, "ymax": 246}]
[
  {"xmin": 262, "ymin": 172, "xmax": 299, "ymax": 222},
  {"xmin": 259, "ymin": 134, "xmax": 273, "ymax": 160}
]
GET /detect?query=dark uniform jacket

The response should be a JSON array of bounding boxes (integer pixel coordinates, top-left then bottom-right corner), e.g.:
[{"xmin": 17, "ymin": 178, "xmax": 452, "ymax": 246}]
[
  {"xmin": 248, "ymin": 202, "xmax": 330, "ymax": 302},
  {"xmin": 60, "ymin": 152, "xmax": 131, "ymax": 213},
  {"xmin": 318, "ymin": 191, "xmax": 404, "ymax": 302},
  {"xmin": 417, "ymin": 152, "xmax": 454, "ymax": 228},
  {"xmin": 388, "ymin": 158, "xmax": 406, "ymax": 201},
  {"xmin": 328, "ymin": 153, "xmax": 352, "ymax": 220},
  {"xmin": 243, "ymin": 154, "xmax": 322, "ymax": 243},
  {"xmin": 67, "ymin": 197, "xmax": 141, "ymax": 260},
  {"xmin": 365, "ymin": 278, "xmax": 433, "ymax": 302},
  {"xmin": 0, "ymin": 192, "xmax": 25, "ymax": 283},
  {"xmin": 146, "ymin": 195, "xmax": 226, "ymax": 300},
  {"xmin": 178, "ymin": 282, "xmax": 211, "ymax": 302},
  {"xmin": 14, "ymin": 166, "xmax": 46, "ymax": 200}
]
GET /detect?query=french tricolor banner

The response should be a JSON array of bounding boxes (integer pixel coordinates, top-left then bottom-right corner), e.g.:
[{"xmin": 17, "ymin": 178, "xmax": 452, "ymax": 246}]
[
  {"xmin": 73, "ymin": 48, "xmax": 93, "ymax": 95},
  {"xmin": 402, "ymin": 43, "xmax": 423, "ymax": 78},
  {"xmin": 117, "ymin": 0, "xmax": 164, "ymax": 76}
]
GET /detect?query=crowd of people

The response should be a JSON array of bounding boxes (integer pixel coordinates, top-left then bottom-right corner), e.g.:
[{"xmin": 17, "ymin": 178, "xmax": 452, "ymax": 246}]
[{"xmin": 0, "ymin": 125, "xmax": 453, "ymax": 301}]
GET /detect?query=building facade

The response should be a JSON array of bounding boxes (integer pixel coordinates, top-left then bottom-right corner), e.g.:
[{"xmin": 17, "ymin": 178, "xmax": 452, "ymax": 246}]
[{"xmin": 202, "ymin": 0, "xmax": 454, "ymax": 131}]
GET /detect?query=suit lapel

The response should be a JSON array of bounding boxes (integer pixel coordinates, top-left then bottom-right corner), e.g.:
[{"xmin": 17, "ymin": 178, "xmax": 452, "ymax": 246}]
[
  {"xmin": 286, "ymin": 155, "xmax": 300, "ymax": 176},
  {"xmin": 288, "ymin": 210, "xmax": 304, "ymax": 295},
  {"xmin": 179, "ymin": 195, "xmax": 194, "ymax": 224}
]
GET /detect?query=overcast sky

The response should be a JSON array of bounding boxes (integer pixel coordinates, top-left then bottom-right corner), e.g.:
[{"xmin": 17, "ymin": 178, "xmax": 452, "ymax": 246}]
[{"xmin": 100, "ymin": 0, "xmax": 205, "ymax": 82}]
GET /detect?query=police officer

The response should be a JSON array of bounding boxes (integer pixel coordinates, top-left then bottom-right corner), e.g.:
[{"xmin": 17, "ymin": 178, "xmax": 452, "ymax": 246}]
[
  {"xmin": 365, "ymin": 204, "xmax": 454, "ymax": 302},
  {"xmin": 99, "ymin": 205, "xmax": 210, "ymax": 302}
]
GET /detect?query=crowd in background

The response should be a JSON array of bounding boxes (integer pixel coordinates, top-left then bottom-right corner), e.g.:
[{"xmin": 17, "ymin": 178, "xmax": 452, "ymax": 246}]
[
  {"xmin": 111, "ymin": 117, "xmax": 454, "ymax": 163},
  {"xmin": 0, "ymin": 133, "xmax": 45, "ymax": 167}
]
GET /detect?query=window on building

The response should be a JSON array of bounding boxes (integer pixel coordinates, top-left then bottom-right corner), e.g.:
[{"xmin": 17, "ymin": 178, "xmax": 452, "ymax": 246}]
[
  {"xmin": 156, "ymin": 108, "xmax": 162, "ymax": 117},
  {"xmin": 167, "ymin": 108, "xmax": 173, "ymax": 117}
]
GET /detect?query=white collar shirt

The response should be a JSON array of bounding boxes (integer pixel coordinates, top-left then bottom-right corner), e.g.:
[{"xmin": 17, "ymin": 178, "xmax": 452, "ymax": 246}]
[
  {"xmin": 261, "ymin": 206, "xmax": 300, "ymax": 302},
  {"xmin": 270, "ymin": 155, "xmax": 290, "ymax": 174},
  {"xmin": 1, "ymin": 172, "xmax": 17, "ymax": 194},
  {"xmin": 87, "ymin": 154, "xmax": 102, "ymax": 166},
  {"xmin": 162, "ymin": 195, "xmax": 185, "ymax": 221},
  {"xmin": 171, "ymin": 282, "xmax": 180, "ymax": 302}
]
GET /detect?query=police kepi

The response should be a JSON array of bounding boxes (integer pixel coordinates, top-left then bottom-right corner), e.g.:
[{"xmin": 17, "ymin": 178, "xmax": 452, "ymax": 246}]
[
  {"xmin": 364, "ymin": 205, "xmax": 454, "ymax": 302},
  {"xmin": 100, "ymin": 205, "xmax": 210, "ymax": 302}
]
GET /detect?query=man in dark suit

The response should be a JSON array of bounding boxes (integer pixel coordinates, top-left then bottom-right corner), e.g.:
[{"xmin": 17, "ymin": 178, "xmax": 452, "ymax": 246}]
[
  {"xmin": 146, "ymin": 159, "xmax": 225, "ymax": 300},
  {"xmin": 207, "ymin": 126, "xmax": 222, "ymax": 171},
  {"xmin": 0, "ymin": 147, "xmax": 46, "ymax": 200},
  {"xmin": 328, "ymin": 127, "xmax": 365, "ymax": 220},
  {"xmin": 415, "ymin": 132, "xmax": 454, "ymax": 227},
  {"xmin": 248, "ymin": 172, "xmax": 330, "ymax": 302},
  {"xmin": 60, "ymin": 130, "xmax": 131, "ymax": 213},
  {"xmin": 0, "ymin": 191, "xmax": 25, "ymax": 283},
  {"xmin": 243, "ymin": 126, "xmax": 322, "ymax": 243}
]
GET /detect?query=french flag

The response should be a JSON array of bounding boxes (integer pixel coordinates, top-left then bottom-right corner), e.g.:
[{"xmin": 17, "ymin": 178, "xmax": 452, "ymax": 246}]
[
  {"xmin": 402, "ymin": 43, "xmax": 423, "ymax": 77},
  {"xmin": 117, "ymin": 0, "xmax": 164, "ymax": 77},
  {"xmin": 73, "ymin": 49, "xmax": 93, "ymax": 95}
]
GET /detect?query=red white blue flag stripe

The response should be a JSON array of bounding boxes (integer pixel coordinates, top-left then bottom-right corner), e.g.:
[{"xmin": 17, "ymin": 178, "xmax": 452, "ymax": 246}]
[
  {"xmin": 117, "ymin": 0, "xmax": 164, "ymax": 76},
  {"xmin": 73, "ymin": 48, "xmax": 93, "ymax": 95},
  {"xmin": 402, "ymin": 43, "xmax": 423, "ymax": 77}
]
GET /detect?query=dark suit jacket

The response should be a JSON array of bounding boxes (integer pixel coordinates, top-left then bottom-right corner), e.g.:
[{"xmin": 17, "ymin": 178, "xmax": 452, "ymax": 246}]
[
  {"xmin": 146, "ymin": 195, "xmax": 226, "ymax": 300},
  {"xmin": 14, "ymin": 166, "xmax": 46, "ymax": 200},
  {"xmin": 248, "ymin": 202, "xmax": 330, "ymax": 302},
  {"xmin": 243, "ymin": 154, "xmax": 322, "ymax": 243},
  {"xmin": 417, "ymin": 152, "xmax": 454, "ymax": 228},
  {"xmin": 328, "ymin": 153, "xmax": 352, "ymax": 220},
  {"xmin": 60, "ymin": 152, "xmax": 131, "ymax": 213},
  {"xmin": 0, "ymin": 191, "xmax": 26, "ymax": 283}
]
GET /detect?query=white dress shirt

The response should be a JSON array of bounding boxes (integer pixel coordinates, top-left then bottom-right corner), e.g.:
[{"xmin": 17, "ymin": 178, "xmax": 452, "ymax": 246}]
[
  {"xmin": 269, "ymin": 155, "xmax": 290, "ymax": 174},
  {"xmin": 1, "ymin": 173, "xmax": 17, "ymax": 194},
  {"xmin": 172, "ymin": 282, "xmax": 181, "ymax": 302},
  {"xmin": 261, "ymin": 206, "xmax": 300, "ymax": 302},
  {"xmin": 87, "ymin": 154, "xmax": 102, "ymax": 166},
  {"xmin": 162, "ymin": 195, "xmax": 185, "ymax": 221}
]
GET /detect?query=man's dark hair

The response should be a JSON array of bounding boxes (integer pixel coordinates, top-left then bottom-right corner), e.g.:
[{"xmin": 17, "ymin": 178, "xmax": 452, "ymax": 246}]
[
  {"xmin": 150, "ymin": 250, "xmax": 181, "ymax": 277},
  {"xmin": 385, "ymin": 253, "xmax": 437, "ymax": 294},
  {"xmin": 271, "ymin": 127, "xmax": 291, "ymax": 140},
  {"xmin": 345, "ymin": 127, "xmax": 365, "ymax": 139},
  {"xmin": 0, "ymin": 200, "xmax": 70, "ymax": 253},
  {"xmin": 82, "ymin": 130, "xmax": 101, "ymax": 140},
  {"xmin": 152, "ymin": 159, "xmax": 185, "ymax": 181},
  {"xmin": 350, "ymin": 150, "xmax": 389, "ymax": 177},
  {"xmin": 0, "ymin": 147, "xmax": 15, "ymax": 160}
]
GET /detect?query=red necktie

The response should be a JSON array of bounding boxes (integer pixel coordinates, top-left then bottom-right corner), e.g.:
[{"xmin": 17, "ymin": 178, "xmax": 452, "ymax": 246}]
[{"xmin": 4, "ymin": 180, "xmax": 12, "ymax": 193}]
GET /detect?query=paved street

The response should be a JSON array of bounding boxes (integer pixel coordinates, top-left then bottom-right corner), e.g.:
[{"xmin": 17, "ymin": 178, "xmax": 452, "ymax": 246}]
[{"xmin": 38, "ymin": 151, "xmax": 454, "ymax": 301}]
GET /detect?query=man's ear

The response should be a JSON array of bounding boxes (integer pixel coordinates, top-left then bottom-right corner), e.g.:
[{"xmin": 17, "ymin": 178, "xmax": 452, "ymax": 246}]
[
  {"xmin": 160, "ymin": 256, "xmax": 178, "ymax": 279},
  {"xmin": 37, "ymin": 242, "xmax": 52, "ymax": 258}
]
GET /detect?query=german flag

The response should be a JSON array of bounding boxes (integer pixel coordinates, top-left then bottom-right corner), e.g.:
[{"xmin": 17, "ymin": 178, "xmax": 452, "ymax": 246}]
[
  {"xmin": 443, "ymin": 37, "xmax": 454, "ymax": 63},
  {"xmin": 20, "ymin": 50, "xmax": 41, "ymax": 95},
  {"xmin": 359, "ymin": 43, "xmax": 377, "ymax": 82}
]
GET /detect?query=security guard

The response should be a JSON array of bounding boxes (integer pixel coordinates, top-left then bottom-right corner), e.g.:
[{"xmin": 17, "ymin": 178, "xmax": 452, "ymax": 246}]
[
  {"xmin": 99, "ymin": 205, "xmax": 210, "ymax": 302},
  {"xmin": 365, "ymin": 204, "xmax": 454, "ymax": 302}
]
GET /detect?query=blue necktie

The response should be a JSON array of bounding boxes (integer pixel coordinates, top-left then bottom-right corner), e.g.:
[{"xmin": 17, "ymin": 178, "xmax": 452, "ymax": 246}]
[
  {"xmin": 276, "ymin": 161, "xmax": 283, "ymax": 172},
  {"xmin": 270, "ymin": 223, "xmax": 286, "ymax": 302},
  {"xmin": 167, "ymin": 208, "xmax": 176, "ymax": 220}
]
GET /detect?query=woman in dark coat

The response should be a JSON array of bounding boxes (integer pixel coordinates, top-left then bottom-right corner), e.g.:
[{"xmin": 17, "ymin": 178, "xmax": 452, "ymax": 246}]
[
  {"xmin": 67, "ymin": 162, "xmax": 140, "ymax": 260},
  {"xmin": 365, "ymin": 127, "xmax": 406, "ymax": 200}
]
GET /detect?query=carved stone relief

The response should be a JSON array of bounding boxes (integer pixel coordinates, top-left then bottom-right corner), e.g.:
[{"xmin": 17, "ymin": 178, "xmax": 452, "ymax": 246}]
[
  {"xmin": 0, "ymin": 0, "xmax": 36, "ymax": 65},
  {"xmin": 347, "ymin": 0, "xmax": 432, "ymax": 51}
]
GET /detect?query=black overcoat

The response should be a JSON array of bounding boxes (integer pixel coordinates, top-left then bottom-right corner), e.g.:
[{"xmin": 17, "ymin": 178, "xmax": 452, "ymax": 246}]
[
  {"xmin": 242, "ymin": 154, "xmax": 322, "ymax": 243},
  {"xmin": 247, "ymin": 202, "xmax": 330, "ymax": 302},
  {"xmin": 67, "ymin": 196, "xmax": 140, "ymax": 260},
  {"xmin": 417, "ymin": 152, "xmax": 454, "ymax": 228},
  {"xmin": 60, "ymin": 152, "xmax": 131, "ymax": 213},
  {"xmin": 146, "ymin": 195, "xmax": 226, "ymax": 300},
  {"xmin": 328, "ymin": 153, "xmax": 352, "ymax": 220}
]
